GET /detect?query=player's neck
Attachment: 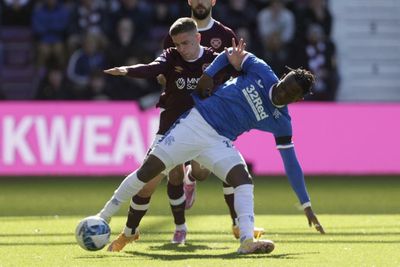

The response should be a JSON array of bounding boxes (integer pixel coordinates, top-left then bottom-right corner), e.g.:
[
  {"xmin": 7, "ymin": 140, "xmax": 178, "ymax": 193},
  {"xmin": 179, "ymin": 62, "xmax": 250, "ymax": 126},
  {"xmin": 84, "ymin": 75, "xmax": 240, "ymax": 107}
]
[
  {"xmin": 185, "ymin": 46, "xmax": 204, "ymax": 62},
  {"xmin": 193, "ymin": 15, "xmax": 213, "ymax": 29},
  {"xmin": 270, "ymin": 85, "xmax": 285, "ymax": 108}
]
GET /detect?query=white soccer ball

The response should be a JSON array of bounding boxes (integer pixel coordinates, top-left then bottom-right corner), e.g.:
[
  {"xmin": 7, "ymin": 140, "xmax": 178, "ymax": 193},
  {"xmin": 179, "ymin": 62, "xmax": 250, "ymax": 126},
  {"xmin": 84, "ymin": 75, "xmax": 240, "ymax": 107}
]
[{"xmin": 75, "ymin": 216, "xmax": 111, "ymax": 251}]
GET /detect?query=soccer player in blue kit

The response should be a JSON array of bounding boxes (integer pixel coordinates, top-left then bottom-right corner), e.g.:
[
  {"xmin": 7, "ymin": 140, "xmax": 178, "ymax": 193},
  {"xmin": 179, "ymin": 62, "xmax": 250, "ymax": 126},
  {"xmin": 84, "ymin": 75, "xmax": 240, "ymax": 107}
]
[{"xmin": 99, "ymin": 38, "xmax": 325, "ymax": 254}]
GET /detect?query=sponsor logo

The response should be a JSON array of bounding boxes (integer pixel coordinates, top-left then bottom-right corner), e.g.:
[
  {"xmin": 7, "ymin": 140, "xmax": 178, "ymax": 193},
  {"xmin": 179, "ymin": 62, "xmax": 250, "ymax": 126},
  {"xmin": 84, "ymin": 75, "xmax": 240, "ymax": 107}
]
[
  {"xmin": 210, "ymin": 38, "xmax": 222, "ymax": 49},
  {"xmin": 176, "ymin": 78, "xmax": 185, "ymax": 89},
  {"xmin": 256, "ymin": 79, "xmax": 264, "ymax": 88},
  {"xmin": 175, "ymin": 77, "xmax": 200, "ymax": 90},
  {"xmin": 242, "ymin": 84, "xmax": 269, "ymax": 121}
]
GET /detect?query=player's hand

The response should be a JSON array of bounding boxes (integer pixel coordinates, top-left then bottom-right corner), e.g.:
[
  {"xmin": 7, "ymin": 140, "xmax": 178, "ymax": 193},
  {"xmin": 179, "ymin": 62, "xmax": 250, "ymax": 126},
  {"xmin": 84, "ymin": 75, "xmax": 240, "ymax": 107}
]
[
  {"xmin": 104, "ymin": 67, "xmax": 128, "ymax": 76},
  {"xmin": 196, "ymin": 73, "xmax": 214, "ymax": 98},
  {"xmin": 304, "ymin": 206, "xmax": 325, "ymax": 234},
  {"xmin": 157, "ymin": 74, "xmax": 167, "ymax": 87},
  {"xmin": 225, "ymin": 38, "xmax": 247, "ymax": 71}
]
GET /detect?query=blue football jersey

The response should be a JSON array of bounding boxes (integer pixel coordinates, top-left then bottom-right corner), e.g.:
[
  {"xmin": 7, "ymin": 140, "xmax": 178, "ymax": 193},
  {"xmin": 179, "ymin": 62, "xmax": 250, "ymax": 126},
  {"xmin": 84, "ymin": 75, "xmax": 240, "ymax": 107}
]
[{"xmin": 194, "ymin": 53, "xmax": 292, "ymax": 141}]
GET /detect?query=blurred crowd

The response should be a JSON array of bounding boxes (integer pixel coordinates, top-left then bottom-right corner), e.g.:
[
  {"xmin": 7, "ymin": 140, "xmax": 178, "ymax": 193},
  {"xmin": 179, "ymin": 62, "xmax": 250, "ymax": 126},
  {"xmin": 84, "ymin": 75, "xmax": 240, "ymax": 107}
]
[{"xmin": 0, "ymin": 0, "xmax": 339, "ymax": 103}]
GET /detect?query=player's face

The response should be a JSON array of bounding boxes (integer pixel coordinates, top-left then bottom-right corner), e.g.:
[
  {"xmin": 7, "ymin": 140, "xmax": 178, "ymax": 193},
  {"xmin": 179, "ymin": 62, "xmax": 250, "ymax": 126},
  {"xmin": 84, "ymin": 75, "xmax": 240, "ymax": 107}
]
[
  {"xmin": 274, "ymin": 72, "xmax": 304, "ymax": 105},
  {"xmin": 188, "ymin": 0, "xmax": 215, "ymax": 20},
  {"xmin": 172, "ymin": 31, "xmax": 201, "ymax": 61}
]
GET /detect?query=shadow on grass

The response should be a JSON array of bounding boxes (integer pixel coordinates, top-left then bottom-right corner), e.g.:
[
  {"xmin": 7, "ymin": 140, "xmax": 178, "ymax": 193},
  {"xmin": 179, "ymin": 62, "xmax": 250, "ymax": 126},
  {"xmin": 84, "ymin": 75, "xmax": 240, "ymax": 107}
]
[
  {"xmin": 2, "ymin": 237, "xmax": 400, "ymax": 247},
  {"xmin": 148, "ymin": 242, "xmax": 218, "ymax": 252},
  {"xmin": 123, "ymin": 250, "xmax": 294, "ymax": 260},
  {"xmin": 74, "ymin": 251, "xmax": 316, "ymax": 261}
]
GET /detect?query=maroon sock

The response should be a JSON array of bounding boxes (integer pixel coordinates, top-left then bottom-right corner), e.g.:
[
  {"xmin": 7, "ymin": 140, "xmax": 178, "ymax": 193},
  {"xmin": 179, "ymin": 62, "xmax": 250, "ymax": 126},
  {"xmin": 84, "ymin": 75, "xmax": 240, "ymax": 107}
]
[{"xmin": 167, "ymin": 181, "xmax": 186, "ymax": 225}]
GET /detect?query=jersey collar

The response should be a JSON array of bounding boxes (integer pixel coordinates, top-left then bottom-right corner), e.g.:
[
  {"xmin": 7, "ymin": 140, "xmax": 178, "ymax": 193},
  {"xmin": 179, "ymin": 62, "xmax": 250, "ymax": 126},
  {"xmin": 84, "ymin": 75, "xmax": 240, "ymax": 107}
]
[
  {"xmin": 198, "ymin": 18, "xmax": 215, "ymax": 32},
  {"xmin": 185, "ymin": 46, "xmax": 205, "ymax": 62},
  {"xmin": 269, "ymin": 85, "xmax": 285, "ymax": 108}
]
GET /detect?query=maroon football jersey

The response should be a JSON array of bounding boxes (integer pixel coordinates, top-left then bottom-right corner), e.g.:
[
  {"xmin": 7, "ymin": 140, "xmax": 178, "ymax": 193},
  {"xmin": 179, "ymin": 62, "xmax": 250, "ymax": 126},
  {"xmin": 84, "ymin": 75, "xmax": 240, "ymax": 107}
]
[
  {"xmin": 126, "ymin": 47, "xmax": 221, "ymax": 134},
  {"xmin": 164, "ymin": 19, "xmax": 238, "ymax": 52}
]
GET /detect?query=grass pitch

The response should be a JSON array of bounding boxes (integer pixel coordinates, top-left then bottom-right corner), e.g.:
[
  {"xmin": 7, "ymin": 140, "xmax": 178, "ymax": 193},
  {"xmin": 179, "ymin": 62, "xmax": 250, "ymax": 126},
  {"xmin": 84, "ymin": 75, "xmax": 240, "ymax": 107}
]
[
  {"xmin": 0, "ymin": 215, "xmax": 399, "ymax": 267},
  {"xmin": 0, "ymin": 176, "xmax": 399, "ymax": 266}
]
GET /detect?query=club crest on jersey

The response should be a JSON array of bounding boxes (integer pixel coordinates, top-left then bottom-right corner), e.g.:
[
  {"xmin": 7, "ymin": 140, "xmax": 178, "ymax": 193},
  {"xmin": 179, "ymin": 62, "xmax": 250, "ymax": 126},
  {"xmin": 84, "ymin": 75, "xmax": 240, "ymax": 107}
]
[
  {"xmin": 273, "ymin": 109, "xmax": 282, "ymax": 119},
  {"xmin": 175, "ymin": 66, "xmax": 183, "ymax": 73},
  {"xmin": 176, "ymin": 78, "xmax": 185, "ymax": 89},
  {"xmin": 163, "ymin": 135, "xmax": 175, "ymax": 146},
  {"xmin": 210, "ymin": 38, "xmax": 222, "ymax": 49},
  {"xmin": 223, "ymin": 140, "xmax": 234, "ymax": 148},
  {"xmin": 202, "ymin": 63, "xmax": 210, "ymax": 72}
]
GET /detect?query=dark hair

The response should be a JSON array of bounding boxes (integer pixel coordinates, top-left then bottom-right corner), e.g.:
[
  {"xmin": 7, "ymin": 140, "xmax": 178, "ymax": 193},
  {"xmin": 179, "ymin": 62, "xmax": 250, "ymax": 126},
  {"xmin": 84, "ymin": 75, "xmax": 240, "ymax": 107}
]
[
  {"xmin": 287, "ymin": 67, "xmax": 315, "ymax": 96},
  {"xmin": 169, "ymin": 17, "xmax": 198, "ymax": 37}
]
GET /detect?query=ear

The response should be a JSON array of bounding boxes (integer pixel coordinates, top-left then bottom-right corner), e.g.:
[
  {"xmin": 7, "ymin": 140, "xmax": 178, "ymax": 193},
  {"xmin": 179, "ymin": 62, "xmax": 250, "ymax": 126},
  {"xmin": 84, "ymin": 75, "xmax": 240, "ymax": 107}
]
[
  {"xmin": 188, "ymin": 0, "xmax": 192, "ymax": 7},
  {"xmin": 197, "ymin": 32, "xmax": 201, "ymax": 43},
  {"xmin": 212, "ymin": 0, "xmax": 217, "ymax": 7}
]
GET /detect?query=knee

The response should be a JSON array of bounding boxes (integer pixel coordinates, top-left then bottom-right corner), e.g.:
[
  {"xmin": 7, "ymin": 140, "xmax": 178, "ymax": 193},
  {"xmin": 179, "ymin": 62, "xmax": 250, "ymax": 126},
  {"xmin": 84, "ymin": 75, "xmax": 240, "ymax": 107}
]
[
  {"xmin": 191, "ymin": 168, "xmax": 209, "ymax": 181},
  {"xmin": 138, "ymin": 155, "xmax": 165, "ymax": 182},
  {"xmin": 225, "ymin": 165, "xmax": 253, "ymax": 188}
]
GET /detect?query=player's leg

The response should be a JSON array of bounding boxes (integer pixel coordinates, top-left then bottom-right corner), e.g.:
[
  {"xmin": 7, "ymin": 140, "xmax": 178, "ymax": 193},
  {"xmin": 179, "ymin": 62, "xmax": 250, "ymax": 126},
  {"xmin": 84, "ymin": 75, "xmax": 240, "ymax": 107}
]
[
  {"xmin": 184, "ymin": 161, "xmax": 244, "ymax": 237},
  {"xmin": 108, "ymin": 174, "xmax": 165, "ymax": 252},
  {"xmin": 126, "ymin": 175, "xmax": 164, "ymax": 235},
  {"xmin": 224, "ymin": 181, "xmax": 264, "ymax": 239},
  {"xmin": 97, "ymin": 155, "xmax": 166, "ymax": 222},
  {"xmin": 196, "ymin": 139, "xmax": 273, "ymax": 254},
  {"xmin": 225, "ymin": 165, "xmax": 274, "ymax": 254},
  {"xmin": 183, "ymin": 160, "xmax": 210, "ymax": 209},
  {"xmin": 100, "ymin": 109, "xmax": 204, "ymax": 250},
  {"xmin": 185, "ymin": 160, "xmax": 264, "ymax": 239},
  {"xmin": 221, "ymin": 181, "xmax": 239, "ymax": 235},
  {"xmin": 167, "ymin": 164, "xmax": 187, "ymax": 244}
]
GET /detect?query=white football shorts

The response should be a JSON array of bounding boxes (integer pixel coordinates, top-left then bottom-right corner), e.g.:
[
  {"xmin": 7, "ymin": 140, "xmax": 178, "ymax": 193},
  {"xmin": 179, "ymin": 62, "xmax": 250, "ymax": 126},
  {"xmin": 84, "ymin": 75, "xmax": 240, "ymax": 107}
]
[{"xmin": 150, "ymin": 108, "xmax": 247, "ymax": 182}]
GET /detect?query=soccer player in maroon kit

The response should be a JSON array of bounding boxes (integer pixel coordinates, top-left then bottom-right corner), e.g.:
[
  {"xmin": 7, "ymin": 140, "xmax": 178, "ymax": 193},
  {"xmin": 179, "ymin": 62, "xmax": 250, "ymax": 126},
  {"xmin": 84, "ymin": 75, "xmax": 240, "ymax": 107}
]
[
  {"xmin": 164, "ymin": 0, "xmax": 265, "ymax": 240},
  {"xmin": 102, "ymin": 1, "xmax": 264, "ymax": 252},
  {"xmin": 102, "ymin": 17, "xmax": 236, "ymax": 251}
]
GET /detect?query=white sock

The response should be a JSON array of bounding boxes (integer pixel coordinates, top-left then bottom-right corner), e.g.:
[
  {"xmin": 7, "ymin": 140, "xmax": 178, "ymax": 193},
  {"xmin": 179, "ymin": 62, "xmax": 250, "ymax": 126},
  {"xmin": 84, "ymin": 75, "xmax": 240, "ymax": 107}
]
[
  {"xmin": 98, "ymin": 170, "xmax": 146, "ymax": 220},
  {"xmin": 175, "ymin": 223, "xmax": 187, "ymax": 231},
  {"xmin": 223, "ymin": 186, "xmax": 234, "ymax": 195},
  {"xmin": 234, "ymin": 184, "xmax": 255, "ymax": 243},
  {"xmin": 123, "ymin": 226, "xmax": 134, "ymax": 237}
]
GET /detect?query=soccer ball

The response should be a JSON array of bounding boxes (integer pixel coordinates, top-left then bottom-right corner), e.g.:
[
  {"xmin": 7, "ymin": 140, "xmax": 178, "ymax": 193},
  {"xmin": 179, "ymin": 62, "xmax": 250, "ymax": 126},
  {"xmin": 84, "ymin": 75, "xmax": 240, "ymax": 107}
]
[{"xmin": 75, "ymin": 216, "xmax": 111, "ymax": 251}]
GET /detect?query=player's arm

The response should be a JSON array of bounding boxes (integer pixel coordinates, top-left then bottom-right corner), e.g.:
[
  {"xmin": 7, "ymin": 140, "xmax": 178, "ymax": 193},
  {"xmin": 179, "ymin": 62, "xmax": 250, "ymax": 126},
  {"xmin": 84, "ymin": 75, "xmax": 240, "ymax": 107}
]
[
  {"xmin": 104, "ymin": 51, "xmax": 169, "ymax": 79},
  {"xmin": 203, "ymin": 38, "xmax": 247, "ymax": 77},
  {"xmin": 196, "ymin": 39, "xmax": 246, "ymax": 97},
  {"xmin": 276, "ymin": 136, "xmax": 325, "ymax": 234}
]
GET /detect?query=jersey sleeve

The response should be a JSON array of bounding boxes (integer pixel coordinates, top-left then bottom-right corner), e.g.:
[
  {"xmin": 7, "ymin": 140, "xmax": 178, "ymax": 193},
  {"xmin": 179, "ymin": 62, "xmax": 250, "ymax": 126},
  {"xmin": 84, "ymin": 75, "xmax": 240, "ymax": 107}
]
[
  {"xmin": 229, "ymin": 28, "xmax": 239, "ymax": 43},
  {"xmin": 241, "ymin": 53, "xmax": 278, "ymax": 81},
  {"xmin": 203, "ymin": 51, "xmax": 230, "ymax": 77},
  {"xmin": 274, "ymin": 135, "xmax": 294, "ymax": 150},
  {"xmin": 279, "ymin": 146, "xmax": 311, "ymax": 206},
  {"xmin": 126, "ymin": 50, "xmax": 170, "ymax": 78}
]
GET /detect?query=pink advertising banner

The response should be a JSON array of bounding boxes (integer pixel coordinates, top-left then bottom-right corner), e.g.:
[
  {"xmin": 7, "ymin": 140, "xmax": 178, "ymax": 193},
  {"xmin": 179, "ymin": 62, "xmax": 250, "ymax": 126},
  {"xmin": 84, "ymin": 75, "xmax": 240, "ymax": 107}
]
[{"xmin": 0, "ymin": 102, "xmax": 399, "ymax": 175}]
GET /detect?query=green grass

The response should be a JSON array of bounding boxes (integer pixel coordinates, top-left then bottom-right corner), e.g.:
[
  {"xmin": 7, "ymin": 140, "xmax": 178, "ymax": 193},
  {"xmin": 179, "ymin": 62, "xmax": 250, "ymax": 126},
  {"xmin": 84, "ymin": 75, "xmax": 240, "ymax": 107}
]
[
  {"xmin": 0, "ymin": 215, "xmax": 399, "ymax": 267},
  {"xmin": 0, "ymin": 176, "xmax": 400, "ymax": 266},
  {"xmin": 1, "ymin": 176, "xmax": 400, "ymax": 216}
]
